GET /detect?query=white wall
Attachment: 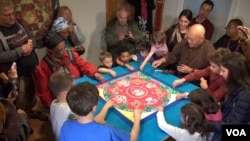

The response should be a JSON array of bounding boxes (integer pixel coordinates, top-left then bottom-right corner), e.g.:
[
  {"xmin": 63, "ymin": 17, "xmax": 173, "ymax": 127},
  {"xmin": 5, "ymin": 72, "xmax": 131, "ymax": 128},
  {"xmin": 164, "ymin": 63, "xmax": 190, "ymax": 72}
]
[
  {"xmin": 228, "ymin": 0, "xmax": 250, "ymax": 27},
  {"xmin": 60, "ymin": 0, "xmax": 106, "ymax": 66},
  {"xmin": 36, "ymin": 0, "xmax": 250, "ymax": 65}
]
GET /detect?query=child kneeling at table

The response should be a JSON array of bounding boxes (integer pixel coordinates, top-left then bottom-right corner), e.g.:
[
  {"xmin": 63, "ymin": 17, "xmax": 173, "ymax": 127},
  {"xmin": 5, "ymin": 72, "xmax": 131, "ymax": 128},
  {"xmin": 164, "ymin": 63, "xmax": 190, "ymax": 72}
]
[
  {"xmin": 98, "ymin": 51, "xmax": 116, "ymax": 77},
  {"xmin": 116, "ymin": 46, "xmax": 137, "ymax": 71}
]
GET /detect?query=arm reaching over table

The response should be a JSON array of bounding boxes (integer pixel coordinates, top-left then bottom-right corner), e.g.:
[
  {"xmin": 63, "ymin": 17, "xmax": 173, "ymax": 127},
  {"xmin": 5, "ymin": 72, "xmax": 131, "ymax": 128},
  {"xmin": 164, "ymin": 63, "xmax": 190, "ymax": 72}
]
[{"xmin": 94, "ymin": 100, "xmax": 114, "ymax": 124}]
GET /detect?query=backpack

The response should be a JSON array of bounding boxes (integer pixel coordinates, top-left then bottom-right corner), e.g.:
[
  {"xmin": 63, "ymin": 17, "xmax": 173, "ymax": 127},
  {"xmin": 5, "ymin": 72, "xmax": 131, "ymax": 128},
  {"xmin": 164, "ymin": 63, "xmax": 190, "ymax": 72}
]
[{"xmin": 43, "ymin": 49, "xmax": 77, "ymax": 72}]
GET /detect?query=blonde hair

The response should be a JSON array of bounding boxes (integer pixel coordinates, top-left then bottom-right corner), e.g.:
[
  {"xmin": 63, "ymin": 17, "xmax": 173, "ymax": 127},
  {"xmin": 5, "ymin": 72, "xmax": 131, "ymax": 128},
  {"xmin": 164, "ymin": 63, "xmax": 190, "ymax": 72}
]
[
  {"xmin": 57, "ymin": 5, "xmax": 73, "ymax": 23},
  {"xmin": 151, "ymin": 31, "xmax": 166, "ymax": 44},
  {"xmin": 99, "ymin": 51, "xmax": 112, "ymax": 62}
]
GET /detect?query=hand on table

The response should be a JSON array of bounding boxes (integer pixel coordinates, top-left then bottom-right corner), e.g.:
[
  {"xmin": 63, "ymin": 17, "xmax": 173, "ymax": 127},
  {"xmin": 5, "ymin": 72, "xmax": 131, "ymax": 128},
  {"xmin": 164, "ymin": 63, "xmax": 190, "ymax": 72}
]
[
  {"xmin": 133, "ymin": 108, "xmax": 142, "ymax": 120},
  {"xmin": 172, "ymin": 78, "xmax": 185, "ymax": 88},
  {"xmin": 94, "ymin": 72, "xmax": 105, "ymax": 83},
  {"xmin": 139, "ymin": 64, "xmax": 144, "ymax": 71},
  {"xmin": 109, "ymin": 70, "xmax": 116, "ymax": 77},
  {"xmin": 125, "ymin": 64, "xmax": 134, "ymax": 71},
  {"xmin": 94, "ymin": 100, "xmax": 114, "ymax": 124},
  {"xmin": 157, "ymin": 106, "xmax": 164, "ymax": 112},
  {"xmin": 104, "ymin": 100, "xmax": 114, "ymax": 109},
  {"xmin": 175, "ymin": 93, "xmax": 188, "ymax": 100},
  {"xmin": 152, "ymin": 58, "xmax": 165, "ymax": 68}
]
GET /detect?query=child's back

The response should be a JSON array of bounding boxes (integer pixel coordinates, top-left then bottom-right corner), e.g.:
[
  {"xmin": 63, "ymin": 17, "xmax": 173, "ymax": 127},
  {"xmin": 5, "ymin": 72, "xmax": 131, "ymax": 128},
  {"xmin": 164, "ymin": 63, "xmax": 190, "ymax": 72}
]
[
  {"xmin": 188, "ymin": 89, "xmax": 222, "ymax": 122},
  {"xmin": 61, "ymin": 120, "xmax": 130, "ymax": 141},
  {"xmin": 157, "ymin": 103, "xmax": 212, "ymax": 141}
]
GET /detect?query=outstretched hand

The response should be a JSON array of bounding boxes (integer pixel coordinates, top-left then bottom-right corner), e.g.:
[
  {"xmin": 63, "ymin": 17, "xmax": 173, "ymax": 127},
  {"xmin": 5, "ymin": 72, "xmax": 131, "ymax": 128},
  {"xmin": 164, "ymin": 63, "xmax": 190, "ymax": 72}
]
[
  {"xmin": 172, "ymin": 78, "xmax": 185, "ymax": 88},
  {"xmin": 157, "ymin": 106, "xmax": 164, "ymax": 112},
  {"xmin": 94, "ymin": 73, "xmax": 105, "ymax": 83}
]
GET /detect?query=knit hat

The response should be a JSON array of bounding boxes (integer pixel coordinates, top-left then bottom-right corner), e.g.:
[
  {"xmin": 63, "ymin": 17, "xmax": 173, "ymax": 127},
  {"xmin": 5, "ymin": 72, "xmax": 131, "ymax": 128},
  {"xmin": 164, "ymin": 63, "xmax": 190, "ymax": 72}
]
[
  {"xmin": 53, "ymin": 17, "xmax": 68, "ymax": 32},
  {"xmin": 42, "ymin": 30, "xmax": 64, "ymax": 50}
]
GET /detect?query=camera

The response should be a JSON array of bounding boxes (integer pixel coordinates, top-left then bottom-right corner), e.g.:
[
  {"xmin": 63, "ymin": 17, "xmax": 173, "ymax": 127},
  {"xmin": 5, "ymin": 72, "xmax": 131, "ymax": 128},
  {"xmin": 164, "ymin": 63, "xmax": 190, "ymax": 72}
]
[{"xmin": 125, "ymin": 34, "xmax": 129, "ymax": 38}]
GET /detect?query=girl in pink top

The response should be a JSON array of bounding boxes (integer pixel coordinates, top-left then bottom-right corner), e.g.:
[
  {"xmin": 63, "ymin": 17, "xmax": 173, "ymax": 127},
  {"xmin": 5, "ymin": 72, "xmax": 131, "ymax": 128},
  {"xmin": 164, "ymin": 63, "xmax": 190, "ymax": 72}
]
[{"xmin": 140, "ymin": 31, "xmax": 168, "ymax": 70}]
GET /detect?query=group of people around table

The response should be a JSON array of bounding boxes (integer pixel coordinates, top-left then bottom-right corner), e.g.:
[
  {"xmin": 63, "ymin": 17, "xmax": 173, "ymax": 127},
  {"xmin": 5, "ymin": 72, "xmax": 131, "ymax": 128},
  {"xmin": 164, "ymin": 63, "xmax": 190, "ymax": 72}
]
[{"xmin": 1, "ymin": 0, "xmax": 250, "ymax": 141}]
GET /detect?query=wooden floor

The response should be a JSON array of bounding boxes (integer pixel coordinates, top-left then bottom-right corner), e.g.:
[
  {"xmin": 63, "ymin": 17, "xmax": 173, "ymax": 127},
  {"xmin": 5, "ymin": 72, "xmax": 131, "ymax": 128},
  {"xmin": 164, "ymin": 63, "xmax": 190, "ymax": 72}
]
[{"xmin": 27, "ymin": 105, "xmax": 55, "ymax": 141}]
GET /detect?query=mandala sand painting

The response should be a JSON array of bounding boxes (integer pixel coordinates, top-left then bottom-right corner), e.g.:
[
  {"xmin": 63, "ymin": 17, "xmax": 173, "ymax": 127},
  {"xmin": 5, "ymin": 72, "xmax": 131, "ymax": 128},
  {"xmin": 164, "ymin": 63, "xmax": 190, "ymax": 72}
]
[{"xmin": 98, "ymin": 71, "xmax": 179, "ymax": 122}]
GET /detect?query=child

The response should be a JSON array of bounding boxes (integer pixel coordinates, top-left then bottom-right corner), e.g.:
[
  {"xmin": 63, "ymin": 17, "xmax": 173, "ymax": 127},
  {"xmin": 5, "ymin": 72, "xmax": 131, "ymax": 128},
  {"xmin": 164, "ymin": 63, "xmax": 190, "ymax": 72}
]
[
  {"xmin": 49, "ymin": 72, "xmax": 76, "ymax": 141},
  {"xmin": 131, "ymin": 41, "xmax": 154, "ymax": 63},
  {"xmin": 188, "ymin": 89, "xmax": 222, "ymax": 122},
  {"xmin": 211, "ymin": 52, "xmax": 250, "ymax": 141},
  {"xmin": 60, "ymin": 82, "xmax": 142, "ymax": 141},
  {"xmin": 116, "ymin": 46, "xmax": 137, "ymax": 71},
  {"xmin": 139, "ymin": 31, "xmax": 168, "ymax": 70},
  {"xmin": 173, "ymin": 48, "xmax": 231, "ymax": 102},
  {"xmin": 98, "ymin": 51, "xmax": 116, "ymax": 77},
  {"xmin": 157, "ymin": 103, "xmax": 211, "ymax": 141}
]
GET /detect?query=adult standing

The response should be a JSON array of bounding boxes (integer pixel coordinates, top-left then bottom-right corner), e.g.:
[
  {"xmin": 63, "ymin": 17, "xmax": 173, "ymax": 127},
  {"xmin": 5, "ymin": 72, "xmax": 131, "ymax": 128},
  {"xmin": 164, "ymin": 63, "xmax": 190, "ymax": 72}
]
[
  {"xmin": 105, "ymin": 6, "xmax": 143, "ymax": 61},
  {"xmin": 0, "ymin": 0, "xmax": 47, "ymax": 120},
  {"xmin": 152, "ymin": 24, "xmax": 215, "ymax": 78},
  {"xmin": 190, "ymin": 0, "xmax": 214, "ymax": 40},
  {"xmin": 57, "ymin": 5, "xmax": 85, "ymax": 55}
]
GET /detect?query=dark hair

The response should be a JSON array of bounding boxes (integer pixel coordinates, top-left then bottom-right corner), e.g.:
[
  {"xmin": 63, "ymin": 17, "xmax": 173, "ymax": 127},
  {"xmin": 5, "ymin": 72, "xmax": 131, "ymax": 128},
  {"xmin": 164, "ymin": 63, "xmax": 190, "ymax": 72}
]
[
  {"xmin": 188, "ymin": 89, "xmax": 219, "ymax": 114},
  {"xmin": 208, "ymin": 48, "xmax": 231, "ymax": 65},
  {"xmin": 117, "ymin": 46, "xmax": 130, "ymax": 56},
  {"xmin": 66, "ymin": 82, "xmax": 99, "ymax": 116},
  {"xmin": 48, "ymin": 72, "xmax": 74, "ymax": 97},
  {"xmin": 228, "ymin": 18, "xmax": 243, "ymax": 26},
  {"xmin": 201, "ymin": 0, "xmax": 214, "ymax": 11},
  {"xmin": 220, "ymin": 52, "xmax": 250, "ymax": 94},
  {"xmin": 138, "ymin": 41, "xmax": 151, "ymax": 52},
  {"xmin": 179, "ymin": 9, "xmax": 193, "ymax": 22},
  {"xmin": 181, "ymin": 103, "xmax": 212, "ymax": 137},
  {"xmin": 0, "ymin": 98, "xmax": 20, "ymax": 140}
]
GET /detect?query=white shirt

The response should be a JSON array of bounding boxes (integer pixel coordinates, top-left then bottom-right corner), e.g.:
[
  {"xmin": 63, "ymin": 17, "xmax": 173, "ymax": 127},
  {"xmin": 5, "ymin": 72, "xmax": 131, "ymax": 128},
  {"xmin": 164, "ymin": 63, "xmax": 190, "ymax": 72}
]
[
  {"xmin": 50, "ymin": 100, "xmax": 75, "ymax": 141},
  {"xmin": 156, "ymin": 111, "xmax": 204, "ymax": 141}
]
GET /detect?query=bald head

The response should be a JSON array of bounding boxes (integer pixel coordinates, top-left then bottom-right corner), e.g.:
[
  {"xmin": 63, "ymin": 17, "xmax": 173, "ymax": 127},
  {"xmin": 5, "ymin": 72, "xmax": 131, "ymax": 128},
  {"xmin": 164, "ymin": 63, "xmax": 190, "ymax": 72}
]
[
  {"xmin": 186, "ymin": 24, "xmax": 205, "ymax": 48},
  {"xmin": 189, "ymin": 24, "xmax": 205, "ymax": 38}
]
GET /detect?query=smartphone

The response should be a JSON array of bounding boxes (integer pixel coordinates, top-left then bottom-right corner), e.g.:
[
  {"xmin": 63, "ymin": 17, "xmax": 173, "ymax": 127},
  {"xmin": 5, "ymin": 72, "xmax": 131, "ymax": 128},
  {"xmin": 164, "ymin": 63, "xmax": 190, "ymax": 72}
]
[
  {"xmin": 239, "ymin": 28, "xmax": 248, "ymax": 39},
  {"xmin": 11, "ymin": 62, "xmax": 16, "ymax": 70}
]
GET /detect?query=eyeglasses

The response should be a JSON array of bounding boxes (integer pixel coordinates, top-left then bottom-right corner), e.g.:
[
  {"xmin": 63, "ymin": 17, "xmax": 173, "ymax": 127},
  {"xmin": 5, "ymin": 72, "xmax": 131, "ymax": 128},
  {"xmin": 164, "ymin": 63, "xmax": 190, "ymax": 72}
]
[
  {"xmin": 225, "ymin": 26, "xmax": 236, "ymax": 30},
  {"xmin": 185, "ymin": 37, "xmax": 197, "ymax": 42},
  {"xmin": 2, "ymin": 12, "xmax": 16, "ymax": 17}
]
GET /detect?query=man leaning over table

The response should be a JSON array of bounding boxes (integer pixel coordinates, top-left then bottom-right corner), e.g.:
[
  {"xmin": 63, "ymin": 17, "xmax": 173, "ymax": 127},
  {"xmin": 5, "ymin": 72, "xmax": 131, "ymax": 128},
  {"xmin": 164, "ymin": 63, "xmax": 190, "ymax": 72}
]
[{"xmin": 152, "ymin": 24, "xmax": 215, "ymax": 79}]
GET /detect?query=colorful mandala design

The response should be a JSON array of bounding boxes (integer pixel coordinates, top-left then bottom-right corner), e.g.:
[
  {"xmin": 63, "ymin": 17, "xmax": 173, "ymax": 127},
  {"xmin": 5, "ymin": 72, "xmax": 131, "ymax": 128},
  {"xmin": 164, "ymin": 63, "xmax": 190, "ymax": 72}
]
[{"xmin": 103, "ymin": 71, "xmax": 173, "ymax": 112}]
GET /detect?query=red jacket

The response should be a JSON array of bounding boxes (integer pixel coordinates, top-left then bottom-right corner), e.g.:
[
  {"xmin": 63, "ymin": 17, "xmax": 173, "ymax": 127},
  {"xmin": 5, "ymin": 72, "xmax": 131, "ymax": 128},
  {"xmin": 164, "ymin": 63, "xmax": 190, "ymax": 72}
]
[
  {"xmin": 184, "ymin": 66, "xmax": 227, "ymax": 102},
  {"xmin": 36, "ymin": 50, "xmax": 97, "ymax": 108}
]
